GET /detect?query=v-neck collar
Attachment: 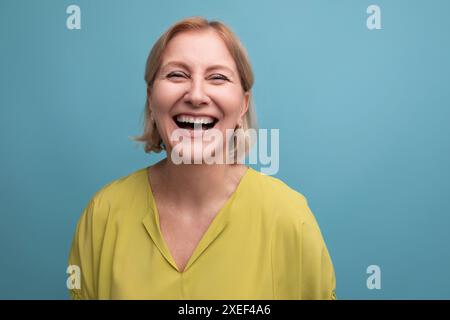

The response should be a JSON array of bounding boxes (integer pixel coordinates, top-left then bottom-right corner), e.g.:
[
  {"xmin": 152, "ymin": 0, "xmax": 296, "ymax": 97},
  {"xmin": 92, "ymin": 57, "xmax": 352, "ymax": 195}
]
[{"xmin": 142, "ymin": 166, "xmax": 252, "ymax": 273}]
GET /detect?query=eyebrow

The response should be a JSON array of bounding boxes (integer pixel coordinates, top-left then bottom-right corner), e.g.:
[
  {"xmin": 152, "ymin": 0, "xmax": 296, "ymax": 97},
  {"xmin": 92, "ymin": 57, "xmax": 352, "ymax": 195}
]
[{"xmin": 160, "ymin": 61, "xmax": 235, "ymax": 76}]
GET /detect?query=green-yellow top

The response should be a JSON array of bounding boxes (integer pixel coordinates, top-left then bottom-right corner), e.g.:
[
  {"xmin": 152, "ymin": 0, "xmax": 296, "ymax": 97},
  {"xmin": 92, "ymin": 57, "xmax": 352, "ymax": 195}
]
[{"xmin": 68, "ymin": 166, "xmax": 336, "ymax": 299}]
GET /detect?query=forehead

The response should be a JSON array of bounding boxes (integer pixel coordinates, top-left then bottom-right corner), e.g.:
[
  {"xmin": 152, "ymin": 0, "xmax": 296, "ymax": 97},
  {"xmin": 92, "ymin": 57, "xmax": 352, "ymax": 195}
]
[{"xmin": 161, "ymin": 29, "xmax": 237, "ymax": 71}]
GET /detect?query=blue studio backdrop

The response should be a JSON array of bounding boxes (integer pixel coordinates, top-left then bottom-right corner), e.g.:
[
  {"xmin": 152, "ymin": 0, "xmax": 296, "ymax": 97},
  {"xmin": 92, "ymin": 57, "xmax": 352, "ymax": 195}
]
[{"xmin": 1, "ymin": 0, "xmax": 449, "ymax": 299}]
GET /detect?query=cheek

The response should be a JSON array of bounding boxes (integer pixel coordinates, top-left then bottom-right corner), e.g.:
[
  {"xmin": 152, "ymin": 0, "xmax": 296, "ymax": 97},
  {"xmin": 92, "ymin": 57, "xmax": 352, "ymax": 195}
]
[
  {"xmin": 151, "ymin": 81, "xmax": 185, "ymax": 114},
  {"xmin": 212, "ymin": 87, "xmax": 244, "ymax": 118}
]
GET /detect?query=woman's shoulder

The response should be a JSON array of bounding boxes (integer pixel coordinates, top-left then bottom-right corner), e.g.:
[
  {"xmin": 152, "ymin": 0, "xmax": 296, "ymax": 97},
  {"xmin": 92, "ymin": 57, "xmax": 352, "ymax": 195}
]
[
  {"xmin": 79, "ymin": 167, "xmax": 148, "ymax": 221},
  {"xmin": 247, "ymin": 167, "xmax": 321, "ymax": 229},
  {"xmin": 90, "ymin": 167, "xmax": 147, "ymax": 202}
]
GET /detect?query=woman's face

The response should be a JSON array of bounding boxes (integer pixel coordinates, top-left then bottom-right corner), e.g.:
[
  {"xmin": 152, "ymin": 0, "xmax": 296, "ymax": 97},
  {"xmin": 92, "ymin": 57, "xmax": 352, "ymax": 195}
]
[{"xmin": 148, "ymin": 29, "xmax": 249, "ymax": 163}]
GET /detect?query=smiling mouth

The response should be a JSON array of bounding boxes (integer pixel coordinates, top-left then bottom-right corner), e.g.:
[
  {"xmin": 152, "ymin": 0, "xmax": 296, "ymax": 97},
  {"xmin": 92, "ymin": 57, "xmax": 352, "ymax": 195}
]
[{"xmin": 173, "ymin": 115, "xmax": 219, "ymax": 130}]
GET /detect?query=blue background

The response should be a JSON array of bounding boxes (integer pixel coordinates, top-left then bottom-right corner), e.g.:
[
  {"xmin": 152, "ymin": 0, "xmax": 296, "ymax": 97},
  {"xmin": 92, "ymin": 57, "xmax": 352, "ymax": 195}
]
[{"xmin": 1, "ymin": 0, "xmax": 449, "ymax": 299}]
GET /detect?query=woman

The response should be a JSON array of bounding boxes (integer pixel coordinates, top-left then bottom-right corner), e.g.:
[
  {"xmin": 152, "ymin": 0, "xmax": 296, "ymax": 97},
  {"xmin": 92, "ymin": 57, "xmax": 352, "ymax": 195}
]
[{"xmin": 68, "ymin": 16, "xmax": 336, "ymax": 300}]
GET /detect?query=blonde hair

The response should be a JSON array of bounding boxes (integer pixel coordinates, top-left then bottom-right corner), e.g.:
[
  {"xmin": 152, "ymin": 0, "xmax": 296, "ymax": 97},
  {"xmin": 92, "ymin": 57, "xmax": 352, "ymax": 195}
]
[{"xmin": 132, "ymin": 16, "xmax": 258, "ymax": 157}]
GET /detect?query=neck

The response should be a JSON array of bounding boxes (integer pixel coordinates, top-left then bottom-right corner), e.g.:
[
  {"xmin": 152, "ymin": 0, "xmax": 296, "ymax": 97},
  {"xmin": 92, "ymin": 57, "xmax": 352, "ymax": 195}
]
[{"xmin": 154, "ymin": 157, "xmax": 247, "ymax": 209}]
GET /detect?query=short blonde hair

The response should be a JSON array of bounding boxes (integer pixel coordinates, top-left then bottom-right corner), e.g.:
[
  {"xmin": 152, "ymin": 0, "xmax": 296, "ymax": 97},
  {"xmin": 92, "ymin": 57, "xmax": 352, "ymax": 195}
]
[{"xmin": 132, "ymin": 16, "xmax": 258, "ymax": 157}]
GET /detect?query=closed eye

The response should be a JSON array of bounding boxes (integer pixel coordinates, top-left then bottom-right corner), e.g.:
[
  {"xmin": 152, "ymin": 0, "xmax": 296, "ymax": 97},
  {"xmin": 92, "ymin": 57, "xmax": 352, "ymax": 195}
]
[
  {"xmin": 166, "ymin": 71, "xmax": 189, "ymax": 79},
  {"xmin": 166, "ymin": 72, "xmax": 230, "ymax": 83},
  {"xmin": 209, "ymin": 74, "xmax": 230, "ymax": 82}
]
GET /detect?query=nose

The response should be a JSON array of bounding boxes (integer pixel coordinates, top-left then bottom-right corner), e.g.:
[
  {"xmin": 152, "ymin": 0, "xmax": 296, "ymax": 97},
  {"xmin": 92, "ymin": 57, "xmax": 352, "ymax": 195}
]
[{"xmin": 183, "ymin": 77, "xmax": 211, "ymax": 107}]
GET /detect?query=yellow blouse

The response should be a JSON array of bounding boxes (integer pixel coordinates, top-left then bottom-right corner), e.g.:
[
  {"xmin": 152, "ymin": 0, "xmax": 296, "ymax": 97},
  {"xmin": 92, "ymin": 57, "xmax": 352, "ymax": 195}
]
[{"xmin": 68, "ymin": 166, "xmax": 336, "ymax": 299}]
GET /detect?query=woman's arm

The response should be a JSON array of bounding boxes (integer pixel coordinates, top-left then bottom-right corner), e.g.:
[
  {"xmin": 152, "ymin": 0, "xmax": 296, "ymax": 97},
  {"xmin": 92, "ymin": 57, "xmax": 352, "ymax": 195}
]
[
  {"xmin": 270, "ymin": 195, "xmax": 337, "ymax": 300},
  {"xmin": 67, "ymin": 190, "xmax": 110, "ymax": 300}
]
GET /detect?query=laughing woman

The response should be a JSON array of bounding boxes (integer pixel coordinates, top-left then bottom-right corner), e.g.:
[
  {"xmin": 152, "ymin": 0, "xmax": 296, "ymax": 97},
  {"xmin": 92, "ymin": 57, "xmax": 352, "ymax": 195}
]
[{"xmin": 68, "ymin": 16, "xmax": 336, "ymax": 300}]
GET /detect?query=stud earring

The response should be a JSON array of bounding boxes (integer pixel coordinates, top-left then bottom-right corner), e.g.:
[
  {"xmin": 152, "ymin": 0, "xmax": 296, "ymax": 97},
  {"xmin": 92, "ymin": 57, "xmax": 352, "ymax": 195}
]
[{"xmin": 150, "ymin": 113, "xmax": 155, "ymax": 125}]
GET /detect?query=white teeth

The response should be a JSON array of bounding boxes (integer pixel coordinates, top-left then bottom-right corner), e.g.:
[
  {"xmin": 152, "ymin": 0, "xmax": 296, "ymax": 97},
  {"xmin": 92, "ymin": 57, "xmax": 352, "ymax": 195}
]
[{"xmin": 176, "ymin": 114, "xmax": 215, "ymax": 124}]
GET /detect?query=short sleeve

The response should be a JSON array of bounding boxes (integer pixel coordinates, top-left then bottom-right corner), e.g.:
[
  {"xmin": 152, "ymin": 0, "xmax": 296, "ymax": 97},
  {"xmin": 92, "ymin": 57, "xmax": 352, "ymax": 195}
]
[
  {"xmin": 67, "ymin": 192, "xmax": 109, "ymax": 300},
  {"xmin": 271, "ymin": 195, "xmax": 337, "ymax": 300}
]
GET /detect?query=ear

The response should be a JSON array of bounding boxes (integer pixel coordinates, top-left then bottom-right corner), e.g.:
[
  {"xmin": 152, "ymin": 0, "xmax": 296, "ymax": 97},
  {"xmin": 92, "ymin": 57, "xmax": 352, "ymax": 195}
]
[
  {"xmin": 240, "ymin": 91, "xmax": 250, "ymax": 118},
  {"xmin": 147, "ymin": 85, "xmax": 152, "ymax": 100}
]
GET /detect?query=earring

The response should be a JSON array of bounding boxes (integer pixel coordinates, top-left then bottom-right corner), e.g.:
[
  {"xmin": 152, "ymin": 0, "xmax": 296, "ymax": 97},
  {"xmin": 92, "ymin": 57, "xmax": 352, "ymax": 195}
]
[{"xmin": 150, "ymin": 113, "xmax": 155, "ymax": 126}]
